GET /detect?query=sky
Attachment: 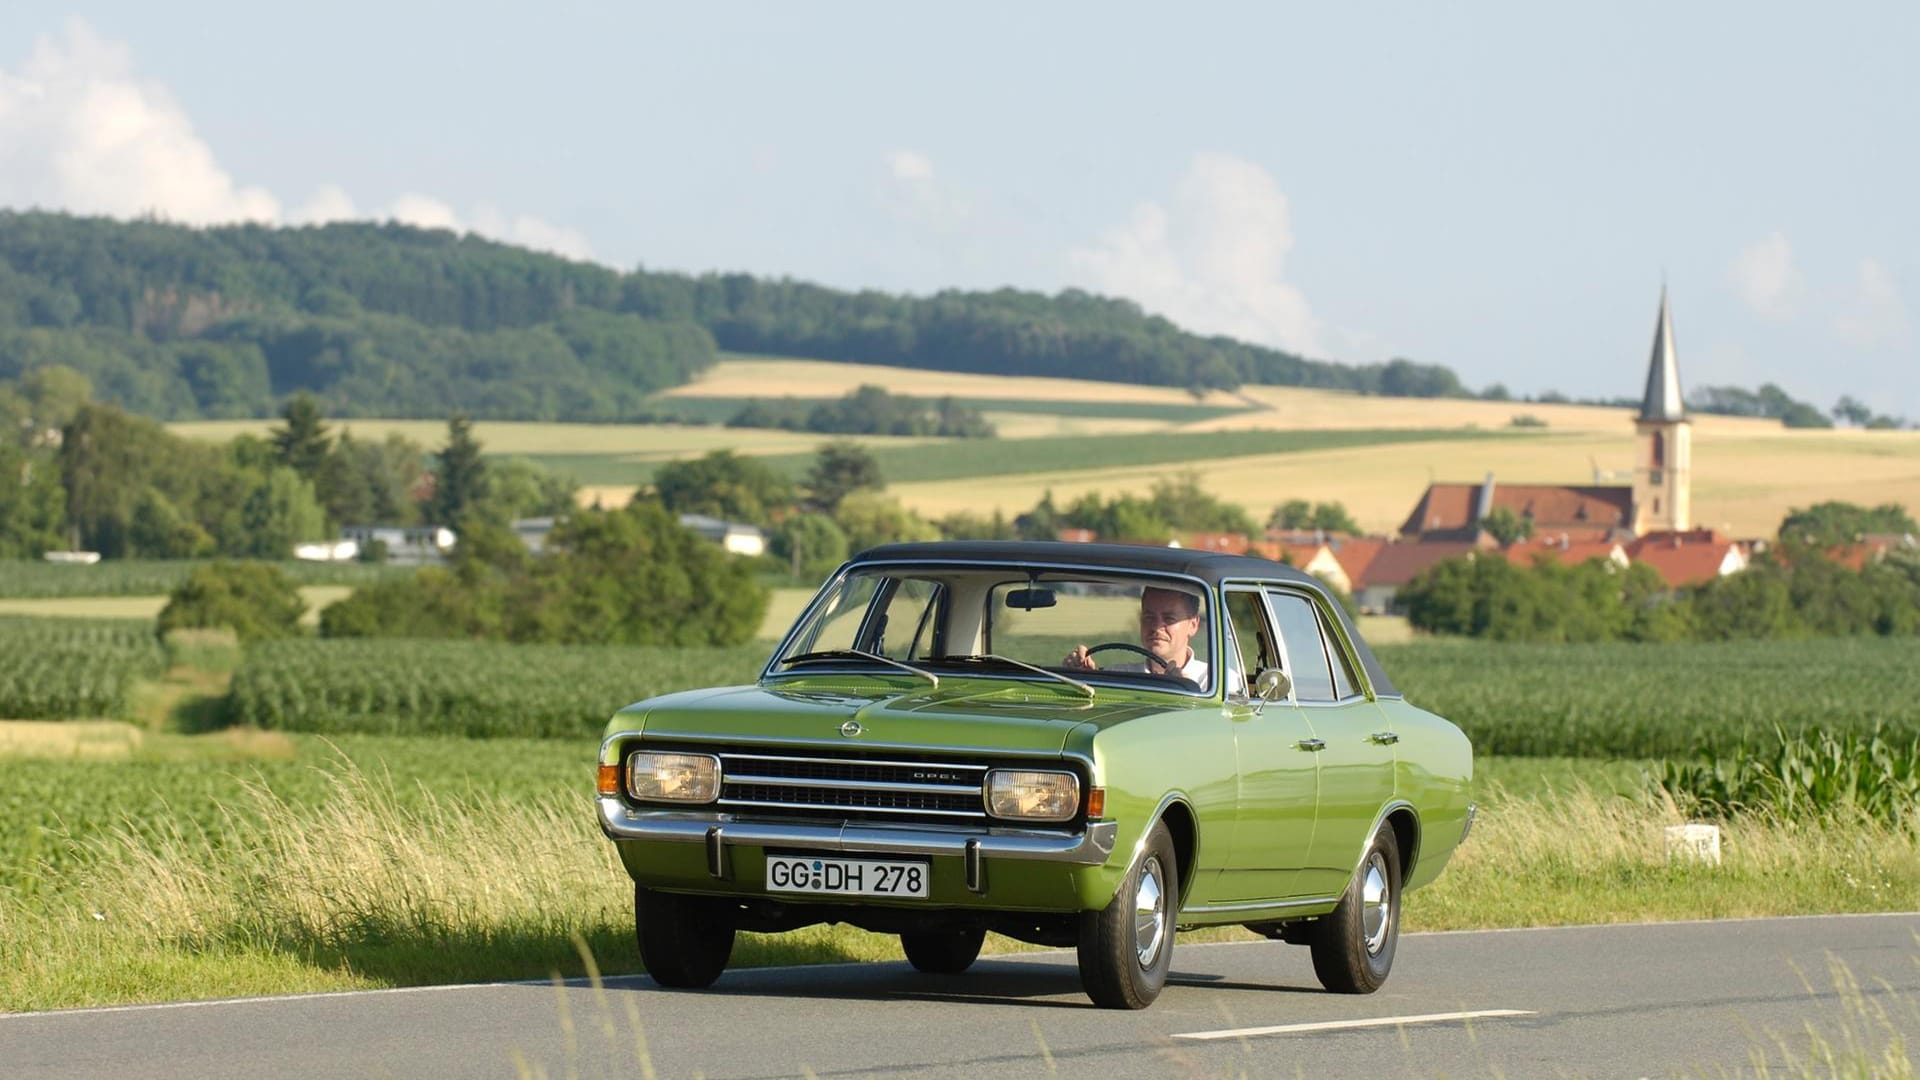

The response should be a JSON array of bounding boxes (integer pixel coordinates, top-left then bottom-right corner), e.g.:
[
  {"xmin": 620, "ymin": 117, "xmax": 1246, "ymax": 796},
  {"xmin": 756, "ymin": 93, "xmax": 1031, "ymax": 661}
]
[{"xmin": 1, "ymin": 2, "xmax": 1915, "ymax": 418}]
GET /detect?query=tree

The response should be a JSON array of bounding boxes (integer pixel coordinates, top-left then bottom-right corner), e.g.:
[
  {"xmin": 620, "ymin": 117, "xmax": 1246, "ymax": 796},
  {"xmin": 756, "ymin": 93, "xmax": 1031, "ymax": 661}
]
[
  {"xmin": 805, "ymin": 440, "xmax": 883, "ymax": 513},
  {"xmin": 427, "ymin": 414, "xmax": 489, "ymax": 526},
  {"xmin": 771, "ymin": 512, "xmax": 849, "ymax": 579},
  {"xmin": 1833, "ymin": 395, "xmax": 1874, "ymax": 427},
  {"xmin": 1309, "ymin": 502, "xmax": 1362, "ymax": 535},
  {"xmin": 1778, "ymin": 502, "xmax": 1917, "ymax": 547},
  {"xmin": 1269, "ymin": 499, "xmax": 1313, "ymax": 531},
  {"xmin": 834, "ymin": 491, "xmax": 939, "ymax": 552},
  {"xmin": 159, "ymin": 562, "xmax": 306, "ymax": 641},
  {"xmin": 653, "ymin": 450, "xmax": 793, "ymax": 526},
  {"xmin": 269, "ymin": 392, "xmax": 333, "ymax": 479},
  {"xmin": 0, "ymin": 440, "xmax": 65, "ymax": 556},
  {"xmin": 235, "ymin": 467, "xmax": 329, "ymax": 558},
  {"xmin": 1480, "ymin": 506, "xmax": 1535, "ymax": 546}
]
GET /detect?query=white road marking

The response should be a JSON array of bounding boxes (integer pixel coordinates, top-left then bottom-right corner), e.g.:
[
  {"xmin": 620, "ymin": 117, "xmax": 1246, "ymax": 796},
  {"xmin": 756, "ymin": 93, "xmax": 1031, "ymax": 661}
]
[{"xmin": 1173, "ymin": 1008, "xmax": 1536, "ymax": 1041}]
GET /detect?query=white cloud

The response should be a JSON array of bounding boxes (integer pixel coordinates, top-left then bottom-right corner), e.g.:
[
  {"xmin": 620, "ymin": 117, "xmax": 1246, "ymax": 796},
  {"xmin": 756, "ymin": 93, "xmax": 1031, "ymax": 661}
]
[
  {"xmin": 1833, "ymin": 258, "xmax": 1910, "ymax": 348},
  {"xmin": 0, "ymin": 19, "xmax": 279, "ymax": 224},
  {"xmin": 0, "ymin": 20, "xmax": 592, "ymax": 260},
  {"xmin": 888, "ymin": 150, "xmax": 934, "ymax": 182},
  {"xmin": 1068, "ymin": 152, "xmax": 1323, "ymax": 357},
  {"xmin": 1728, "ymin": 230, "xmax": 1802, "ymax": 320},
  {"xmin": 291, "ymin": 184, "xmax": 357, "ymax": 225}
]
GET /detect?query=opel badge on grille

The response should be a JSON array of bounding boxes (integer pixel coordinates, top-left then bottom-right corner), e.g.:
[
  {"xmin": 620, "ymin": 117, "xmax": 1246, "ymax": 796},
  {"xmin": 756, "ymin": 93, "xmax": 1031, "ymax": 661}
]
[{"xmin": 839, "ymin": 720, "xmax": 863, "ymax": 738}]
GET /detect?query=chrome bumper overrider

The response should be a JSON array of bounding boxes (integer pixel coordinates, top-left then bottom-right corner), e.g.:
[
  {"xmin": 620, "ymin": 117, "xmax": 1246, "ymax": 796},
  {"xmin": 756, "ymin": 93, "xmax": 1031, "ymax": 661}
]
[{"xmin": 598, "ymin": 797, "xmax": 1119, "ymax": 865}]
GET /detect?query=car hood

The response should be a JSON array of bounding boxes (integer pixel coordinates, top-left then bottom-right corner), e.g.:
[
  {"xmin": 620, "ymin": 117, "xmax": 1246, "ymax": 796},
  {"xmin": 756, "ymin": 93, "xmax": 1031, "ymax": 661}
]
[{"xmin": 618, "ymin": 675, "xmax": 1173, "ymax": 756}]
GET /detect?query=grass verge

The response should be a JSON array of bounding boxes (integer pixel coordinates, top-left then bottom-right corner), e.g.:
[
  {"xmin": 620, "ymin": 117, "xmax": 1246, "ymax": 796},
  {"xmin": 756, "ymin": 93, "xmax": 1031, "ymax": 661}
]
[{"xmin": 2, "ymin": 749, "xmax": 1913, "ymax": 1013}]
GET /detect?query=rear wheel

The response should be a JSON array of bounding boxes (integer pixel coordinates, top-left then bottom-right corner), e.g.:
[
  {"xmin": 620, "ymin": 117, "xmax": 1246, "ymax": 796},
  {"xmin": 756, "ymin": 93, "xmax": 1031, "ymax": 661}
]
[
  {"xmin": 1076, "ymin": 820, "xmax": 1178, "ymax": 1009},
  {"xmin": 1309, "ymin": 822, "xmax": 1401, "ymax": 994},
  {"xmin": 901, "ymin": 927, "xmax": 986, "ymax": 974},
  {"xmin": 634, "ymin": 885, "xmax": 735, "ymax": 988}
]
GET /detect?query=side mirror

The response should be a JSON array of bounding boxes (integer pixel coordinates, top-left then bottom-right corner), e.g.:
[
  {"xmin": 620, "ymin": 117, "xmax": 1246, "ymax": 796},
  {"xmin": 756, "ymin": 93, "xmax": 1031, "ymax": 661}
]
[{"xmin": 1254, "ymin": 668, "xmax": 1292, "ymax": 703}]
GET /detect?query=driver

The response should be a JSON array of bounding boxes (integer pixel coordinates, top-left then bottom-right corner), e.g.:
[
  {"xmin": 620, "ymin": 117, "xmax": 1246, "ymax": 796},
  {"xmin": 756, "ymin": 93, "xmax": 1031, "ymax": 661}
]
[{"xmin": 1062, "ymin": 585, "xmax": 1209, "ymax": 684}]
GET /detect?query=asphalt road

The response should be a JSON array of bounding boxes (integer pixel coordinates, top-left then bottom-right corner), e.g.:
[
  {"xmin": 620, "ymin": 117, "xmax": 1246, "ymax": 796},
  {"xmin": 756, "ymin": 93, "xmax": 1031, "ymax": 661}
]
[{"xmin": 5, "ymin": 913, "xmax": 1916, "ymax": 1079}]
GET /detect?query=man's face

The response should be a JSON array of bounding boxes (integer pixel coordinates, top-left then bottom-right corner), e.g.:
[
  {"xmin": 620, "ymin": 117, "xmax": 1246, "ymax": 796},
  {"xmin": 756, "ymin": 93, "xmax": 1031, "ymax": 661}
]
[{"xmin": 1138, "ymin": 587, "xmax": 1200, "ymax": 668}]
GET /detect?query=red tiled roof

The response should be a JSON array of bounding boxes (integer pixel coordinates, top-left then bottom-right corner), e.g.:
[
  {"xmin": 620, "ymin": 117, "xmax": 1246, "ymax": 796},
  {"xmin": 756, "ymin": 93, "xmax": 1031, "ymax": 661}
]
[
  {"xmin": 1500, "ymin": 539, "xmax": 1625, "ymax": 568},
  {"xmin": 1055, "ymin": 527, "xmax": 1097, "ymax": 543},
  {"xmin": 1183, "ymin": 531, "xmax": 1250, "ymax": 554},
  {"xmin": 1821, "ymin": 542, "xmax": 1886, "ymax": 572},
  {"xmin": 1400, "ymin": 482, "xmax": 1633, "ymax": 537},
  {"xmin": 1632, "ymin": 543, "xmax": 1739, "ymax": 588},
  {"xmin": 1624, "ymin": 529, "xmax": 1732, "ymax": 558},
  {"xmin": 1355, "ymin": 541, "xmax": 1482, "ymax": 589},
  {"xmin": 1330, "ymin": 537, "xmax": 1387, "ymax": 584}
]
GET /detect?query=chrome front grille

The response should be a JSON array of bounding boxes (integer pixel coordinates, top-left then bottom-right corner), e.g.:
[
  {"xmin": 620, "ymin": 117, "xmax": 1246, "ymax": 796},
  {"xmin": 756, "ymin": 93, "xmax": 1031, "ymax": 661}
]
[{"xmin": 716, "ymin": 751, "xmax": 989, "ymax": 825}]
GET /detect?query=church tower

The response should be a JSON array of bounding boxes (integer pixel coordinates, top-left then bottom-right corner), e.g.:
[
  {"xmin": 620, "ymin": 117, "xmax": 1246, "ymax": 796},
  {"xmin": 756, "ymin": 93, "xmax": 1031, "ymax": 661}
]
[{"xmin": 1631, "ymin": 288, "xmax": 1691, "ymax": 534}]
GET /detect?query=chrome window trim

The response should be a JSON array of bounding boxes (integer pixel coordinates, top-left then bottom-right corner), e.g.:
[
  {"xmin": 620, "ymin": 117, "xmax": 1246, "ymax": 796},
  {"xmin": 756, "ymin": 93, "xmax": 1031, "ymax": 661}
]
[{"xmin": 762, "ymin": 558, "xmax": 1225, "ymax": 701}]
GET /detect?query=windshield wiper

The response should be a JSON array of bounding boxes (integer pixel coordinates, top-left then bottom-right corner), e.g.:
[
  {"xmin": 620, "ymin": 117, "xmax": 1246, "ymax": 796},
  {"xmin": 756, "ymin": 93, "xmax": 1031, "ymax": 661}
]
[
  {"xmin": 932, "ymin": 654, "xmax": 1095, "ymax": 703},
  {"xmin": 778, "ymin": 649, "xmax": 939, "ymax": 689}
]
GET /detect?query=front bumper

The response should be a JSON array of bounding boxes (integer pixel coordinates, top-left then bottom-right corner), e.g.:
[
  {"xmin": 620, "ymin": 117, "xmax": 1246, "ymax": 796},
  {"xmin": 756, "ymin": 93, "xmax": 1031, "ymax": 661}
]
[{"xmin": 597, "ymin": 797, "xmax": 1119, "ymax": 867}]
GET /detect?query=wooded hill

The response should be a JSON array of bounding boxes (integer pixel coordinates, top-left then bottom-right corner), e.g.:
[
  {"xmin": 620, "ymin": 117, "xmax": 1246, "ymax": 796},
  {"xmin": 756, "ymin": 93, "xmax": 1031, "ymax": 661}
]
[{"xmin": 0, "ymin": 211, "xmax": 1470, "ymax": 421}]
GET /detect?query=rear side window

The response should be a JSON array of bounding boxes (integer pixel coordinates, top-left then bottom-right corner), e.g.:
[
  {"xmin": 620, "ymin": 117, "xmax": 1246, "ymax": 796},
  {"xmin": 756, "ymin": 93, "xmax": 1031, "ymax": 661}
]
[
  {"xmin": 1321, "ymin": 607, "xmax": 1361, "ymax": 700},
  {"xmin": 1266, "ymin": 590, "xmax": 1336, "ymax": 703}
]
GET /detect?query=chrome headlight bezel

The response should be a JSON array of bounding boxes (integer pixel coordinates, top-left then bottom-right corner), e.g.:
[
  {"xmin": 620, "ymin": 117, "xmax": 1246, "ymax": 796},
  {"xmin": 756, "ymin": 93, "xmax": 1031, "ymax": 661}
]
[
  {"xmin": 625, "ymin": 750, "xmax": 722, "ymax": 804},
  {"xmin": 984, "ymin": 768, "xmax": 1082, "ymax": 822}
]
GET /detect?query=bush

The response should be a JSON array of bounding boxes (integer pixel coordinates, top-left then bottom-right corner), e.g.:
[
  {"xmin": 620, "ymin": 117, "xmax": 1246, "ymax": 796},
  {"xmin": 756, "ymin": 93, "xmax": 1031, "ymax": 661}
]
[{"xmin": 158, "ymin": 562, "xmax": 306, "ymax": 641}]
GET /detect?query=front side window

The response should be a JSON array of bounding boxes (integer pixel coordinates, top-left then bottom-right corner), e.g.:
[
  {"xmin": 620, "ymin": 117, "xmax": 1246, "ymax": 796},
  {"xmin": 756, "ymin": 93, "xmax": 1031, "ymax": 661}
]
[{"xmin": 772, "ymin": 566, "xmax": 1215, "ymax": 694}]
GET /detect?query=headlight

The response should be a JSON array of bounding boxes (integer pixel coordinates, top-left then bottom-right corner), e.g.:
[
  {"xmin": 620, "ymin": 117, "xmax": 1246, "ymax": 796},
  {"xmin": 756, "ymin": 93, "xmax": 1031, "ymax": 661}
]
[
  {"xmin": 985, "ymin": 769, "xmax": 1081, "ymax": 822},
  {"xmin": 625, "ymin": 751, "xmax": 721, "ymax": 803}
]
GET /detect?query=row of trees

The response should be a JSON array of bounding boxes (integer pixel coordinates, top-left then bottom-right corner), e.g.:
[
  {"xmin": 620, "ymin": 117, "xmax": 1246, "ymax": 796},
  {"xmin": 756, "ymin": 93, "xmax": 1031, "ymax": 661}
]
[
  {"xmin": 0, "ymin": 367, "xmax": 576, "ymax": 559},
  {"xmin": 1401, "ymin": 504, "xmax": 1920, "ymax": 643},
  {"xmin": 726, "ymin": 385, "xmax": 994, "ymax": 437}
]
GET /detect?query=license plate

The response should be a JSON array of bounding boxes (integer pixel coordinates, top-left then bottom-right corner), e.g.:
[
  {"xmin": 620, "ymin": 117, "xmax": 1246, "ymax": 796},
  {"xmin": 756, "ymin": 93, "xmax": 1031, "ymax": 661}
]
[{"xmin": 765, "ymin": 855, "xmax": 929, "ymax": 899}]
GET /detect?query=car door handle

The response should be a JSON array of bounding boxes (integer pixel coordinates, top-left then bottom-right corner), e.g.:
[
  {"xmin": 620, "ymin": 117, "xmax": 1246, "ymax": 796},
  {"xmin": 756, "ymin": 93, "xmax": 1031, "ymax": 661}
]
[
  {"xmin": 1297, "ymin": 738, "xmax": 1325, "ymax": 752},
  {"xmin": 1369, "ymin": 732, "xmax": 1399, "ymax": 745}
]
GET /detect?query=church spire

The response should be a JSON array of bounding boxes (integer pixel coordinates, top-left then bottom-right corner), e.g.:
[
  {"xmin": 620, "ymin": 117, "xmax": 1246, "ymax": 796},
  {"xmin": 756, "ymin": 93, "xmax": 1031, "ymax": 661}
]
[{"xmin": 1639, "ymin": 287, "xmax": 1685, "ymax": 422}]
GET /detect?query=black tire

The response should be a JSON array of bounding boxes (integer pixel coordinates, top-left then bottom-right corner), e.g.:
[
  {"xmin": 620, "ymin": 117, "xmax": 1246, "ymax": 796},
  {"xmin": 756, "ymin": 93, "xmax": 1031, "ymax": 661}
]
[
  {"xmin": 634, "ymin": 885, "xmax": 735, "ymax": 989},
  {"xmin": 1076, "ymin": 820, "xmax": 1178, "ymax": 1009},
  {"xmin": 901, "ymin": 927, "xmax": 986, "ymax": 974},
  {"xmin": 1309, "ymin": 822, "xmax": 1402, "ymax": 994}
]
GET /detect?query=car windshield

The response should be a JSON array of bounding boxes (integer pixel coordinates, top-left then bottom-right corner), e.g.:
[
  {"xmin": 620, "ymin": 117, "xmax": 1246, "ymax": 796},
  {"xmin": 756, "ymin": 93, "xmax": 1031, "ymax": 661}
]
[{"xmin": 770, "ymin": 564, "xmax": 1215, "ymax": 695}]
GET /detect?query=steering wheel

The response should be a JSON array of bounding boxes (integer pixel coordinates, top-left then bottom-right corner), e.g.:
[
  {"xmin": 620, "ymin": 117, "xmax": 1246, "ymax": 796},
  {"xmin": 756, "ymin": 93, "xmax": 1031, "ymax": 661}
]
[{"xmin": 1084, "ymin": 642, "xmax": 1175, "ymax": 674}]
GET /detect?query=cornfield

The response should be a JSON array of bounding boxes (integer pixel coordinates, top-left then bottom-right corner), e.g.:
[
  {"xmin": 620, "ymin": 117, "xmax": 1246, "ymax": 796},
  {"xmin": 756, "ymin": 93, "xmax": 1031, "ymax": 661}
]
[
  {"xmin": 0, "ymin": 617, "xmax": 167, "ymax": 720},
  {"xmin": 1379, "ymin": 637, "xmax": 1920, "ymax": 759},
  {"xmin": 228, "ymin": 639, "xmax": 768, "ymax": 738}
]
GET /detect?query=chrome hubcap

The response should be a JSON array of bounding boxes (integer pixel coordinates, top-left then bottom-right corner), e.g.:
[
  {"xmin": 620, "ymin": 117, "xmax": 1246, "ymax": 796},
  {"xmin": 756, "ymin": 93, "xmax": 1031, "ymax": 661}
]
[
  {"xmin": 1134, "ymin": 856, "xmax": 1166, "ymax": 969},
  {"xmin": 1361, "ymin": 853, "xmax": 1391, "ymax": 956}
]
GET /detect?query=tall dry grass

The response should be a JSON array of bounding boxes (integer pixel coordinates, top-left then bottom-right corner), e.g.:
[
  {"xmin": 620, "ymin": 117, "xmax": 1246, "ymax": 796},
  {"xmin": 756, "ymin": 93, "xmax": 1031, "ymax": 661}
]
[{"xmin": 4, "ymin": 766, "xmax": 1915, "ymax": 1012}]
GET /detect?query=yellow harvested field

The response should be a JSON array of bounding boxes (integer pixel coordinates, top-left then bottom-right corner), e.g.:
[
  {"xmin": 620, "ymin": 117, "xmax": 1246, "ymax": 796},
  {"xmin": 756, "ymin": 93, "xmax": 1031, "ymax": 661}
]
[
  {"xmin": 665, "ymin": 355, "xmax": 1245, "ymax": 406},
  {"xmin": 978, "ymin": 413, "xmax": 1168, "ymax": 439},
  {"xmin": 890, "ymin": 429, "xmax": 1920, "ymax": 538},
  {"xmin": 0, "ymin": 720, "xmax": 144, "ymax": 759},
  {"xmin": 757, "ymin": 587, "xmax": 819, "ymax": 640},
  {"xmin": 1206, "ymin": 386, "xmax": 1787, "ymax": 436}
]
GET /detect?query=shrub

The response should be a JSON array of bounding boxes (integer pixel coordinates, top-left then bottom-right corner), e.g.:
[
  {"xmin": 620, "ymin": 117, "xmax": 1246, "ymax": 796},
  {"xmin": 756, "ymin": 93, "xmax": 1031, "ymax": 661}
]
[{"xmin": 158, "ymin": 561, "xmax": 306, "ymax": 641}]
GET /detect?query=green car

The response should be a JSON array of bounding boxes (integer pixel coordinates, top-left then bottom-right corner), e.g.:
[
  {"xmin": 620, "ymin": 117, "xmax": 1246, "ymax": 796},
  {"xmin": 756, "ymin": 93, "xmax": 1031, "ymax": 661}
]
[{"xmin": 597, "ymin": 541, "xmax": 1473, "ymax": 1009}]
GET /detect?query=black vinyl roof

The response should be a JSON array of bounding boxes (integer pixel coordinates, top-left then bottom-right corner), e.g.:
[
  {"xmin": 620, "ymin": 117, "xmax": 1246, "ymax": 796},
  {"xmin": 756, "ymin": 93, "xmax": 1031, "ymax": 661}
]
[{"xmin": 850, "ymin": 540, "xmax": 1400, "ymax": 698}]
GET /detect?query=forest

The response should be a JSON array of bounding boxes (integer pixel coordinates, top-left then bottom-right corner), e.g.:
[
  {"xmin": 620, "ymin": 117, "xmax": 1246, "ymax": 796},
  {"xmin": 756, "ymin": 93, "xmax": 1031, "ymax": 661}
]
[{"xmin": 0, "ymin": 211, "xmax": 1467, "ymax": 420}]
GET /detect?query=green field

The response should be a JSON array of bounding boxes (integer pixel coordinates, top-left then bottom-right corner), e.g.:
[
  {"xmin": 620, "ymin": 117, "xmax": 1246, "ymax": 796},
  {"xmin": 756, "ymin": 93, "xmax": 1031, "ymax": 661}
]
[
  {"xmin": 228, "ymin": 639, "xmax": 769, "ymax": 738},
  {"xmin": 0, "ymin": 617, "xmax": 168, "ymax": 720},
  {"xmin": 658, "ymin": 395, "xmax": 1257, "ymax": 426},
  {"xmin": 0, "ymin": 560, "xmax": 412, "ymax": 600},
  {"xmin": 526, "ymin": 427, "xmax": 1510, "ymax": 487}
]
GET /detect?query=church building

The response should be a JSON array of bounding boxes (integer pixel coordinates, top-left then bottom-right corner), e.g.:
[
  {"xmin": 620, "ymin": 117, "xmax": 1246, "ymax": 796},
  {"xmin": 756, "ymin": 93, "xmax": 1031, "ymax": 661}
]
[{"xmin": 1398, "ymin": 289, "xmax": 1693, "ymax": 544}]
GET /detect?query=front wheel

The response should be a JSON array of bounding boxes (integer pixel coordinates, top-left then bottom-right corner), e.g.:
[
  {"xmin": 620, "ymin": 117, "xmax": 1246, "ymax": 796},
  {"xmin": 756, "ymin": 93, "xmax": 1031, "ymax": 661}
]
[
  {"xmin": 1309, "ymin": 822, "xmax": 1401, "ymax": 994},
  {"xmin": 635, "ymin": 885, "xmax": 735, "ymax": 988},
  {"xmin": 901, "ymin": 927, "xmax": 986, "ymax": 974},
  {"xmin": 1077, "ymin": 820, "xmax": 1178, "ymax": 1009}
]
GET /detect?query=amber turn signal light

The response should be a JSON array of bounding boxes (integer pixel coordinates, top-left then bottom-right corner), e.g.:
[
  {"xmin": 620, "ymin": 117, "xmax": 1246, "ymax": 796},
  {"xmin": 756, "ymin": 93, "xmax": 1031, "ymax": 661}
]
[
  {"xmin": 1086, "ymin": 787, "xmax": 1105, "ymax": 818},
  {"xmin": 596, "ymin": 763, "xmax": 622, "ymax": 796}
]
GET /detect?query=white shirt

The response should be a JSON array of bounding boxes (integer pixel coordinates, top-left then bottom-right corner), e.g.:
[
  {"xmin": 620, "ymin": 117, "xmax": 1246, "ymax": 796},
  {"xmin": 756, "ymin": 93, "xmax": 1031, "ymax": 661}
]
[{"xmin": 1110, "ymin": 653, "xmax": 1210, "ymax": 687}]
